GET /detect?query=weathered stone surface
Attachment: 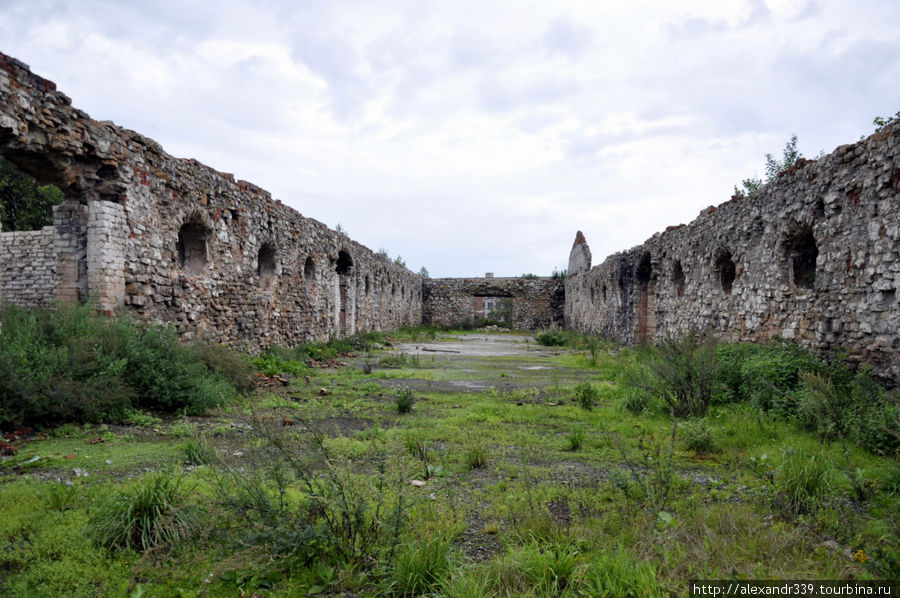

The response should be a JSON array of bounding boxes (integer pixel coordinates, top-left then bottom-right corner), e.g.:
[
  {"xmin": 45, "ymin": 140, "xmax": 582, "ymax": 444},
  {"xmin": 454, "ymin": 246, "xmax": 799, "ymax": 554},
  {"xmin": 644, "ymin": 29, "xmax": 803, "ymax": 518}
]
[
  {"xmin": 567, "ymin": 230, "xmax": 591, "ymax": 275},
  {"xmin": 0, "ymin": 225, "xmax": 56, "ymax": 307},
  {"xmin": 0, "ymin": 52, "xmax": 421, "ymax": 351},
  {"xmin": 565, "ymin": 126, "xmax": 900, "ymax": 383},
  {"xmin": 423, "ymin": 277, "xmax": 564, "ymax": 330}
]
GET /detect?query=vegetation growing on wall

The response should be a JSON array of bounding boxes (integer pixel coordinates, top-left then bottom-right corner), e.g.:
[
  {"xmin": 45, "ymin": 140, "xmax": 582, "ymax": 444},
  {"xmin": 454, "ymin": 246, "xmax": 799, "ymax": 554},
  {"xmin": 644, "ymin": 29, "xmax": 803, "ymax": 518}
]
[{"xmin": 733, "ymin": 135, "xmax": 804, "ymax": 198}]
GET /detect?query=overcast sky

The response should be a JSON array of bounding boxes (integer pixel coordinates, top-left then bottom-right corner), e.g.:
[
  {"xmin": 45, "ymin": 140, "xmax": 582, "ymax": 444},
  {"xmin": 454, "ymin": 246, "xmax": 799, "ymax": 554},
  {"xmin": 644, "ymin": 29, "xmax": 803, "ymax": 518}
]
[{"xmin": 2, "ymin": 0, "xmax": 898, "ymax": 277}]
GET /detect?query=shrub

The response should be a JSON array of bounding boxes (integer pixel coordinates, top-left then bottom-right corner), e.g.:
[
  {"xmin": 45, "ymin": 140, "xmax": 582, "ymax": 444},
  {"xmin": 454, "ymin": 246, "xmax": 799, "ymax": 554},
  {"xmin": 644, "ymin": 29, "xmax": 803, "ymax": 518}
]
[
  {"xmin": 85, "ymin": 470, "xmax": 198, "ymax": 552},
  {"xmin": 194, "ymin": 343, "xmax": 256, "ymax": 393},
  {"xmin": 535, "ymin": 330, "xmax": 570, "ymax": 347},
  {"xmin": 641, "ymin": 333, "xmax": 718, "ymax": 417},
  {"xmin": 622, "ymin": 387, "xmax": 651, "ymax": 415},
  {"xmin": 680, "ymin": 420, "xmax": 716, "ymax": 454},
  {"xmin": 396, "ymin": 388, "xmax": 414, "ymax": 414},
  {"xmin": 574, "ymin": 382, "xmax": 599, "ymax": 410}
]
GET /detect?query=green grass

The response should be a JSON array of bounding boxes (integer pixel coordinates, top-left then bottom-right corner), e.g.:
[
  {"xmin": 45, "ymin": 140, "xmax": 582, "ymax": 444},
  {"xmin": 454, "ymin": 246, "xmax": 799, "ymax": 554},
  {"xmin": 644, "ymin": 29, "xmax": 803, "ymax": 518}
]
[{"xmin": 1, "ymin": 330, "xmax": 897, "ymax": 595}]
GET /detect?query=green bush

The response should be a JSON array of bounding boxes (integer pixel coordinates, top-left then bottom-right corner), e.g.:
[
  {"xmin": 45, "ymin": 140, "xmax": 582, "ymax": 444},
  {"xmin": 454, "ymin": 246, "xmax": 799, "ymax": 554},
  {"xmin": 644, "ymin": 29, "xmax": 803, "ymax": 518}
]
[
  {"xmin": 715, "ymin": 340, "xmax": 822, "ymax": 412},
  {"xmin": 640, "ymin": 333, "xmax": 718, "ymax": 417},
  {"xmin": 396, "ymin": 388, "xmax": 414, "ymax": 414},
  {"xmin": 0, "ymin": 303, "xmax": 241, "ymax": 427},
  {"xmin": 85, "ymin": 470, "xmax": 198, "ymax": 552},
  {"xmin": 680, "ymin": 420, "xmax": 716, "ymax": 455},
  {"xmin": 574, "ymin": 382, "xmax": 599, "ymax": 410},
  {"xmin": 195, "ymin": 343, "xmax": 256, "ymax": 393},
  {"xmin": 622, "ymin": 386, "xmax": 652, "ymax": 414},
  {"xmin": 535, "ymin": 330, "xmax": 570, "ymax": 347}
]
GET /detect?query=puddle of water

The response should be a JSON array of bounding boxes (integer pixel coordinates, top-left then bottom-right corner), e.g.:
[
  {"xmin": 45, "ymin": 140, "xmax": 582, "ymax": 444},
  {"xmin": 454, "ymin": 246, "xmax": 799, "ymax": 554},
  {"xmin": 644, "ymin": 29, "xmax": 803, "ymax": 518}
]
[
  {"xmin": 520, "ymin": 366, "xmax": 552, "ymax": 370},
  {"xmin": 449, "ymin": 380, "xmax": 489, "ymax": 389}
]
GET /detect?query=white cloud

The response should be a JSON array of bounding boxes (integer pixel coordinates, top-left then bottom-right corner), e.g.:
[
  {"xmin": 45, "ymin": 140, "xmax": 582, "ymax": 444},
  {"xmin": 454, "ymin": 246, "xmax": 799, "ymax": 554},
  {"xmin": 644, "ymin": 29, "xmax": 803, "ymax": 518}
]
[{"xmin": 0, "ymin": 0, "xmax": 898, "ymax": 276}]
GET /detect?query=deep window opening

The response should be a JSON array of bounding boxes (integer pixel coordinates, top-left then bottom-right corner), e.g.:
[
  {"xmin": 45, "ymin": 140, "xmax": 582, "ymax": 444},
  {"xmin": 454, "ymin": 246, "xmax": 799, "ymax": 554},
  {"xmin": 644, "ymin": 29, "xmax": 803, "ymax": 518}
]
[
  {"xmin": 258, "ymin": 243, "xmax": 278, "ymax": 290},
  {"xmin": 636, "ymin": 251, "xmax": 652, "ymax": 286},
  {"xmin": 785, "ymin": 227, "xmax": 818, "ymax": 290},
  {"xmin": 673, "ymin": 260, "xmax": 685, "ymax": 298},
  {"xmin": 715, "ymin": 249, "xmax": 736, "ymax": 296},
  {"xmin": 336, "ymin": 250, "xmax": 353, "ymax": 276},
  {"xmin": 177, "ymin": 221, "xmax": 209, "ymax": 276}
]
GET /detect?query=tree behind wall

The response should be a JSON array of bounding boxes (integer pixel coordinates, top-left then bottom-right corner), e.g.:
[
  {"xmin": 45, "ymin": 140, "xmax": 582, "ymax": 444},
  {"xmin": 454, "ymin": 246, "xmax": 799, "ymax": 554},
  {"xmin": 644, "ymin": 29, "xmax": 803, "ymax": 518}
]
[{"xmin": 0, "ymin": 156, "xmax": 63, "ymax": 231}]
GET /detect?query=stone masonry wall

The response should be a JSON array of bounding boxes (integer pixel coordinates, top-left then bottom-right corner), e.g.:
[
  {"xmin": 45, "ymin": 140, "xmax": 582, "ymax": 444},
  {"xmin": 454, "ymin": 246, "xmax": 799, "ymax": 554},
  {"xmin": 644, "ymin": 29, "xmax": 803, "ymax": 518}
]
[
  {"xmin": 565, "ymin": 122, "xmax": 900, "ymax": 382},
  {"xmin": 0, "ymin": 52, "xmax": 421, "ymax": 351},
  {"xmin": 1, "ymin": 225, "xmax": 57, "ymax": 307},
  {"xmin": 423, "ymin": 277, "xmax": 564, "ymax": 330}
]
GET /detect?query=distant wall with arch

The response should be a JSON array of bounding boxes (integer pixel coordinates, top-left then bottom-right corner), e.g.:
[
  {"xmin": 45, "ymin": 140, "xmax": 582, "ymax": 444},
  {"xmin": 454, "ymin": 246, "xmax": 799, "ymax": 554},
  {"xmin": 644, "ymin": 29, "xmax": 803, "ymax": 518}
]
[
  {"xmin": 423, "ymin": 277, "xmax": 564, "ymax": 330},
  {"xmin": 0, "ymin": 52, "xmax": 421, "ymax": 351},
  {"xmin": 565, "ymin": 122, "xmax": 900, "ymax": 382}
]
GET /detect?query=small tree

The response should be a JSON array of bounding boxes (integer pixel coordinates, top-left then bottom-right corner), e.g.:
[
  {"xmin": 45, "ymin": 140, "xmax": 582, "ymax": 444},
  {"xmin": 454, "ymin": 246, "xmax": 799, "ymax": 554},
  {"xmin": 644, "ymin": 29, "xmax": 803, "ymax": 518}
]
[
  {"xmin": 0, "ymin": 156, "xmax": 64, "ymax": 231},
  {"xmin": 418, "ymin": 266, "xmax": 429, "ymax": 278},
  {"xmin": 393, "ymin": 255, "xmax": 406, "ymax": 268},
  {"xmin": 733, "ymin": 135, "xmax": 802, "ymax": 198}
]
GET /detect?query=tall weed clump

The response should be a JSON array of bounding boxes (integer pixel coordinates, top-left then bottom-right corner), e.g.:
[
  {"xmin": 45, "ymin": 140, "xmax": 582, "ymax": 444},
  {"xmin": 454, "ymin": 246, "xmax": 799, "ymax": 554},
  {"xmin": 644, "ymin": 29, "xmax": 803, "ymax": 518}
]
[
  {"xmin": 773, "ymin": 449, "xmax": 834, "ymax": 516},
  {"xmin": 638, "ymin": 333, "xmax": 718, "ymax": 417},
  {"xmin": 85, "ymin": 470, "xmax": 198, "ymax": 552},
  {"xmin": 0, "ymin": 303, "xmax": 243, "ymax": 427}
]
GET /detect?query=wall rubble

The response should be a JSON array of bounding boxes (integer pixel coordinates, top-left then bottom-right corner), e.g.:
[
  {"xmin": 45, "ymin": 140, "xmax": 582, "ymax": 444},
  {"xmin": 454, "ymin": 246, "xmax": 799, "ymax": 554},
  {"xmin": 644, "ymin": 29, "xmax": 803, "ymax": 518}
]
[{"xmin": 565, "ymin": 123, "xmax": 900, "ymax": 382}]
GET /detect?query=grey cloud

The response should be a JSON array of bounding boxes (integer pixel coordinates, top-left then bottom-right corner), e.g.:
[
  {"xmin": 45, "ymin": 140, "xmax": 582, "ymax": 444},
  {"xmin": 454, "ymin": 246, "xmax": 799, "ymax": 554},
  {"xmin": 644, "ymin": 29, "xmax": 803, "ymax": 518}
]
[
  {"xmin": 291, "ymin": 32, "xmax": 370, "ymax": 121},
  {"xmin": 542, "ymin": 17, "xmax": 593, "ymax": 59}
]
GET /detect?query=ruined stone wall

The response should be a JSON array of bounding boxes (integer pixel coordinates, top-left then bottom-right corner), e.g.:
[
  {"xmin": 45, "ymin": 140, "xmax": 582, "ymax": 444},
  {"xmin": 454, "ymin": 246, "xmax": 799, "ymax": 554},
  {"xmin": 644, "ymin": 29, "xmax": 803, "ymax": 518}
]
[
  {"xmin": 0, "ymin": 52, "xmax": 421, "ymax": 350},
  {"xmin": 1, "ymin": 225, "xmax": 57, "ymax": 307},
  {"xmin": 566, "ymin": 123, "xmax": 900, "ymax": 382},
  {"xmin": 423, "ymin": 277, "xmax": 564, "ymax": 330}
]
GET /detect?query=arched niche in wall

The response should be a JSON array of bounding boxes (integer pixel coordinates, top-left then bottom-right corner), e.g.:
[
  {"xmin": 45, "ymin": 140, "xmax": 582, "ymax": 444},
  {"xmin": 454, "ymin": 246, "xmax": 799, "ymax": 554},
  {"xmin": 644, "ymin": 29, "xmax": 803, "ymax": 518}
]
[
  {"xmin": 303, "ymin": 256, "xmax": 316, "ymax": 285},
  {"xmin": 176, "ymin": 216, "xmax": 210, "ymax": 277},
  {"xmin": 784, "ymin": 225, "xmax": 818, "ymax": 291},
  {"xmin": 715, "ymin": 248, "xmax": 737, "ymax": 296},
  {"xmin": 258, "ymin": 242, "xmax": 278, "ymax": 291}
]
